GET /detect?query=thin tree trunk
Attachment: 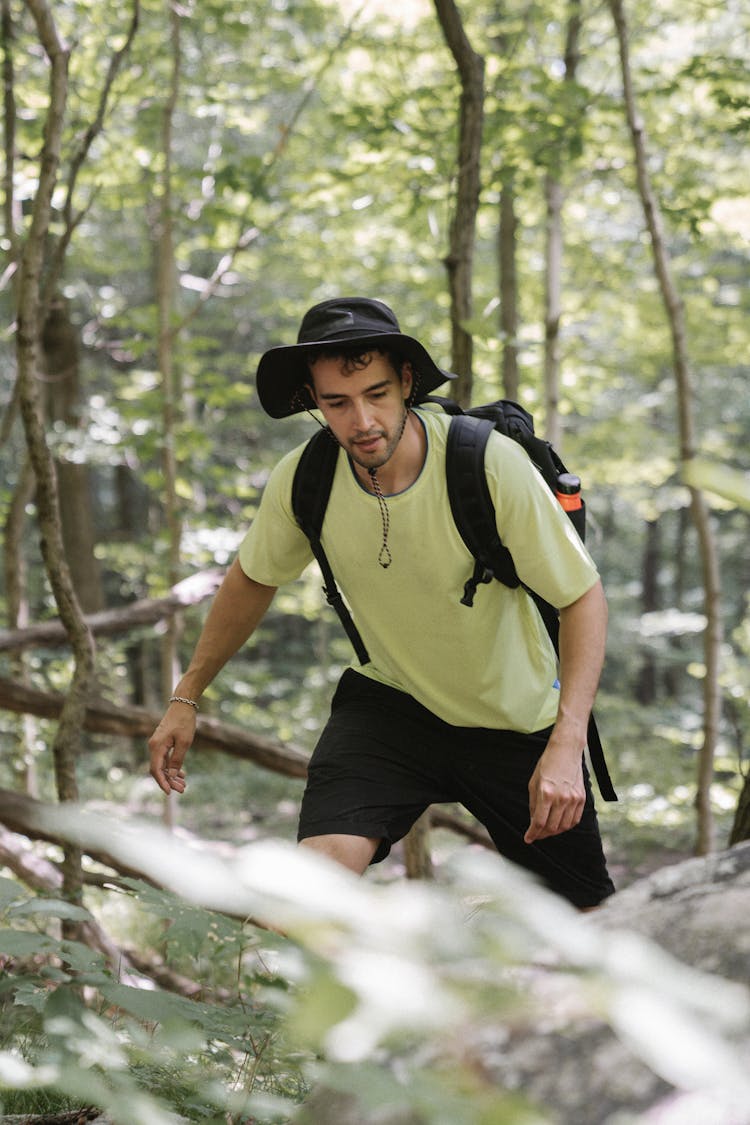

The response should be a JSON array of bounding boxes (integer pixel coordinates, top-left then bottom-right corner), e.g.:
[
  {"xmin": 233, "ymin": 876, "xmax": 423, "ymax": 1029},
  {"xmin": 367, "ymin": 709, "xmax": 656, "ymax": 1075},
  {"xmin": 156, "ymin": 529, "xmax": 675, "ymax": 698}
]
[
  {"xmin": 1, "ymin": 10, "xmax": 38, "ymax": 795},
  {"xmin": 544, "ymin": 173, "xmax": 563, "ymax": 448},
  {"xmin": 1, "ymin": 0, "xmax": 18, "ymax": 261},
  {"xmin": 3, "ymin": 460, "xmax": 39, "ymax": 796},
  {"xmin": 16, "ymin": 0, "xmax": 95, "ymax": 933},
  {"xmin": 543, "ymin": 0, "xmax": 582, "ymax": 449},
  {"xmin": 402, "ymin": 810, "xmax": 434, "ymax": 880},
  {"xmin": 157, "ymin": 2, "xmax": 184, "ymax": 830},
  {"xmin": 635, "ymin": 518, "xmax": 660, "ymax": 705},
  {"xmin": 42, "ymin": 296, "xmax": 104, "ymax": 612},
  {"xmin": 498, "ymin": 180, "xmax": 519, "ymax": 400},
  {"xmin": 433, "ymin": 0, "xmax": 485, "ymax": 407},
  {"xmin": 729, "ymin": 776, "xmax": 750, "ymax": 845},
  {"xmin": 610, "ymin": 0, "xmax": 723, "ymax": 855}
]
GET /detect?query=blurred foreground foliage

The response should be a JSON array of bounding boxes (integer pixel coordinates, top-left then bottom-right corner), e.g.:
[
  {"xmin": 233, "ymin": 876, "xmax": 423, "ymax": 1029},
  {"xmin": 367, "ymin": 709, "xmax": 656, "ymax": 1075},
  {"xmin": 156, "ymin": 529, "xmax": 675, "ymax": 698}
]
[{"xmin": 0, "ymin": 809, "xmax": 748, "ymax": 1124}]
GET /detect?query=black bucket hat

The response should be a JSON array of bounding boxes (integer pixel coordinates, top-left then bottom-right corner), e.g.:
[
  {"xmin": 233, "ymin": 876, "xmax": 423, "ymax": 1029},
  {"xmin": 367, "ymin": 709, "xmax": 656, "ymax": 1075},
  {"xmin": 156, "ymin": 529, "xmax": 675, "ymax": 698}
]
[{"xmin": 255, "ymin": 296, "xmax": 455, "ymax": 418}]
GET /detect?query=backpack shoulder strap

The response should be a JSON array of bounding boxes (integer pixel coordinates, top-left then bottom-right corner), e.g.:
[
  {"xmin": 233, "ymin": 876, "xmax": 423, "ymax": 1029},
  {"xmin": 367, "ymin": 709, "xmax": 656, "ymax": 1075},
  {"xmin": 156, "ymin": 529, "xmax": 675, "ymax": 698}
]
[
  {"xmin": 291, "ymin": 427, "xmax": 338, "ymax": 540},
  {"xmin": 446, "ymin": 414, "xmax": 520, "ymax": 604},
  {"xmin": 446, "ymin": 415, "xmax": 617, "ymax": 802},
  {"xmin": 291, "ymin": 430, "xmax": 370, "ymax": 665}
]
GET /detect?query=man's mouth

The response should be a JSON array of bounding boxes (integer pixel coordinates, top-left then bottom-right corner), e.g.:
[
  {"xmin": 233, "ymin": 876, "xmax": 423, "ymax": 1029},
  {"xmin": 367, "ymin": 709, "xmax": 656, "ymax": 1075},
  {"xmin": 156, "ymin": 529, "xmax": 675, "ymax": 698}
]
[{"xmin": 353, "ymin": 433, "xmax": 383, "ymax": 453}]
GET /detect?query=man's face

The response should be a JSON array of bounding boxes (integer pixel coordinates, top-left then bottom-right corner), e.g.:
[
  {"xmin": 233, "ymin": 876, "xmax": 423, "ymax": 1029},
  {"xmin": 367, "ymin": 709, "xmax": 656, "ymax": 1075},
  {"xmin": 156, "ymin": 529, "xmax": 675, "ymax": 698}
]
[{"xmin": 308, "ymin": 351, "xmax": 413, "ymax": 472}]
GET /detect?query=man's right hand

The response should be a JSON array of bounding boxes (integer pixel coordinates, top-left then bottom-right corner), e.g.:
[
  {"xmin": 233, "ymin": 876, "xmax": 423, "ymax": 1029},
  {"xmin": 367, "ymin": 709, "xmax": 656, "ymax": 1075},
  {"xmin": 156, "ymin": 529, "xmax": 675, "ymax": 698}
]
[
  {"xmin": 148, "ymin": 701, "xmax": 196, "ymax": 795},
  {"xmin": 145, "ymin": 562, "xmax": 278, "ymax": 797}
]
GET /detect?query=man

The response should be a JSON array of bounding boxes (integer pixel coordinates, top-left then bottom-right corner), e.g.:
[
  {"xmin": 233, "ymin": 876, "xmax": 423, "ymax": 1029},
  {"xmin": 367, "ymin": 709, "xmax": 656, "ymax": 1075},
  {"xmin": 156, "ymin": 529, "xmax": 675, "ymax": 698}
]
[{"xmin": 148, "ymin": 296, "xmax": 615, "ymax": 908}]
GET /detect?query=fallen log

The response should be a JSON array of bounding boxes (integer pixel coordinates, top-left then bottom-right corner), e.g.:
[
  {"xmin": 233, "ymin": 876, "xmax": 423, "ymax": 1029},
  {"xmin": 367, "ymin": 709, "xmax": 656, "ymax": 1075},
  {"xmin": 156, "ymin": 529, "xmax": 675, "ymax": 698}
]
[
  {"xmin": 0, "ymin": 676, "xmax": 310, "ymax": 778},
  {"xmin": 430, "ymin": 806, "xmax": 493, "ymax": 849},
  {"xmin": 0, "ymin": 789, "xmax": 171, "ymax": 883},
  {"xmin": 0, "ymin": 568, "xmax": 224, "ymax": 654}
]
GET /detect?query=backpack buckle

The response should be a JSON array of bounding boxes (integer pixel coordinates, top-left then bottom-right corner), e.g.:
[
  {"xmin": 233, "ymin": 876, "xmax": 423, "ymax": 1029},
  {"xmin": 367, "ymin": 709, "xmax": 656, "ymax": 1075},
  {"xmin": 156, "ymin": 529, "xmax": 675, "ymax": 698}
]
[{"xmin": 460, "ymin": 563, "xmax": 494, "ymax": 607}]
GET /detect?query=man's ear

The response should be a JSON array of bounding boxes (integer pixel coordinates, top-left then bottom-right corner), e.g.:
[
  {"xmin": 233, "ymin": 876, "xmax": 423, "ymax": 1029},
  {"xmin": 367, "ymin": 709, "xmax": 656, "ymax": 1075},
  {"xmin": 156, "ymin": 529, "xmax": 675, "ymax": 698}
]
[
  {"xmin": 304, "ymin": 382, "xmax": 318, "ymax": 408},
  {"xmin": 401, "ymin": 361, "xmax": 414, "ymax": 403}
]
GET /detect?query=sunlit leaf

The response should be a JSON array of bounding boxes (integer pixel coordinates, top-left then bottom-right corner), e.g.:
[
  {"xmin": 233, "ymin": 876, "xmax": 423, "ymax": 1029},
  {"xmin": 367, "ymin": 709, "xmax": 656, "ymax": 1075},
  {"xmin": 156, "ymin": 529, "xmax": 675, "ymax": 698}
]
[{"xmin": 683, "ymin": 458, "xmax": 750, "ymax": 509}]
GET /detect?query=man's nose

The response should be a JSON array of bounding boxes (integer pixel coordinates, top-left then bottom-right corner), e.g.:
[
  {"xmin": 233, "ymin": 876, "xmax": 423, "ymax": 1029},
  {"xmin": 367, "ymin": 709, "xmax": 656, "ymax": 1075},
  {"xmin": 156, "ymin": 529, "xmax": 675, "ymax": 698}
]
[{"xmin": 351, "ymin": 398, "xmax": 374, "ymax": 430}]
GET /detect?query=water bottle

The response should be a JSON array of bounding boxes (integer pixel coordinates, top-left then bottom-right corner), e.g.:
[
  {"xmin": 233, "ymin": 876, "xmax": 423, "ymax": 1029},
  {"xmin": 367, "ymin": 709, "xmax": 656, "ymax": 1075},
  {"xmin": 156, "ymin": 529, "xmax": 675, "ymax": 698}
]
[{"xmin": 555, "ymin": 472, "xmax": 582, "ymax": 512}]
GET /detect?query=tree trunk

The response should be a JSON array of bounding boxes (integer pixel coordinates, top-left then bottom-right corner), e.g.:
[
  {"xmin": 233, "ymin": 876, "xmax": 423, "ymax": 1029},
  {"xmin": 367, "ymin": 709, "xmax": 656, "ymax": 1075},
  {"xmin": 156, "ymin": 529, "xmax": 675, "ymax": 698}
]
[
  {"xmin": 498, "ymin": 180, "xmax": 519, "ymax": 400},
  {"xmin": 1, "ymin": 0, "xmax": 19, "ymax": 262},
  {"xmin": 433, "ymin": 0, "xmax": 485, "ymax": 407},
  {"xmin": 544, "ymin": 173, "xmax": 563, "ymax": 448},
  {"xmin": 635, "ymin": 517, "xmax": 660, "ymax": 705},
  {"xmin": 402, "ymin": 809, "xmax": 434, "ymax": 880},
  {"xmin": 610, "ymin": 0, "xmax": 723, "ymax": 855},
  {"xmin": 1, "ymin": 0, "xmax": 38, "ymax": 794},
  {"xmin": 16, "ymin": 0, "xmax": 96, "ymax": 935},
  {"xmin": 3, "ymin": 460, "xmax": 39, "ymax": 796},
  {"xmin": 155, "ymin": 2, "xmax": 184, "ymax": 829},
  {"xmin": 543, "ymin": 0, "xmax": 582, "ymax": 450},
  {"xmin": 729, "ymin": 775, "xmax": 750, "ymax": 845},
  {"xmin": 42, "ymin": 295, "xmax": 104, "ymax": 613},
  {"xmin": 663, "ymin": 506, "xmax": 689, "ymax": 700}
]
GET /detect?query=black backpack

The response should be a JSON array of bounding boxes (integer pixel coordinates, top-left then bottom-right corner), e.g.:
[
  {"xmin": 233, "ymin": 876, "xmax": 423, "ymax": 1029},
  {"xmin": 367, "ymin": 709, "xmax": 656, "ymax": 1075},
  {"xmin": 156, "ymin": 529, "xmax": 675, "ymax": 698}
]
[{"xmin": 291, "ymin": 397, "xmax": 616, "ymax": 801}]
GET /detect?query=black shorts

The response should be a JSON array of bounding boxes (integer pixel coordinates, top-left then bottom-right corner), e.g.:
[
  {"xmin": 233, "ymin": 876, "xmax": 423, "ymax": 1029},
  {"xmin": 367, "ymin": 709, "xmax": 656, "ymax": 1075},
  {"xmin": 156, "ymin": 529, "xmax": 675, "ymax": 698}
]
[{"xmin": 298, "ymin": 669, "xmax": 615, "ymax": 908}]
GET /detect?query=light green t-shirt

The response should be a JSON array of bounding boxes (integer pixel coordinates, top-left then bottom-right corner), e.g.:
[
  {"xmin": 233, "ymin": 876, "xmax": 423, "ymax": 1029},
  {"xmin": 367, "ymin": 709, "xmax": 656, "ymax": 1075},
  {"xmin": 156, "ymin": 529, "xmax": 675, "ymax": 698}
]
[{"xmin": 238, "ymin": 408, "xmax": 599, "ymax": 732}]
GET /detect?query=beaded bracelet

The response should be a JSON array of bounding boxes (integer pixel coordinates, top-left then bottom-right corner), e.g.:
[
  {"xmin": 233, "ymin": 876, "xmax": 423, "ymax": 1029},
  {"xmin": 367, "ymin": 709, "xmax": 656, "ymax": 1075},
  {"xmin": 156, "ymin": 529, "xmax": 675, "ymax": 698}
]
[{"xmin": 169, "ymin": 695, "xmax": 199, "ymax": 711}]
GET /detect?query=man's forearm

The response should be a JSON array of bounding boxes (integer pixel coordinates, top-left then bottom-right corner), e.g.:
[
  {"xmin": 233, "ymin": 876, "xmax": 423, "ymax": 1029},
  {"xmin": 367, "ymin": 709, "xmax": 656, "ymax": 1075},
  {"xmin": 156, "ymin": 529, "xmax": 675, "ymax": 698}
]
[
  {"xmin": 524, "ymin": 579, "xmax": 608, "ymax": 842},
  {"xmin": 174, "ymin": 558, "xmax": 277, "ymax": 700},
  {"xmin": 552, "ymin": 579, "xmax": 608, "ymax": 751}
]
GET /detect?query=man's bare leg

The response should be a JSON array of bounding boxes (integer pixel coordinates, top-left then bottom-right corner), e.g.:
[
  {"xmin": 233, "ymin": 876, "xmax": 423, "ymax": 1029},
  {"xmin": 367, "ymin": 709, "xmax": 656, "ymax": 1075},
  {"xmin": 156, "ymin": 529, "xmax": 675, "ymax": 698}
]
[{"xmin": 300, "ymin": 833, "xmax": 379, "ymax": 875}]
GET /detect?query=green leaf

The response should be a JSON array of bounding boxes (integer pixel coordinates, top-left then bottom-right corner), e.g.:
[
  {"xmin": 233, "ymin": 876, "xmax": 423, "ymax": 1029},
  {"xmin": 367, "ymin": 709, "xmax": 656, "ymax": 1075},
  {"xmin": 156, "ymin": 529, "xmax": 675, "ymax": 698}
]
[
  {"xmin": 99, "ymin": 980, "xmax": 213, "ymax": 1028},
  {"xmin": 0, "ymin": 929, "xmax": 56, "ymax": 957},
  {"xmin": 289, "ymin": 967, "xmax": 357, "ymax": 1045},
  {"xmin": 10, "ymin": 899, "xmax": 93, "ymax": 923},
  {"xmin": 58, "ymin": 939, "xmax": 108, "ymax": 976},
  {"xmin": 0, "ymin": 877, "xmax": 24, "ymax": 911},
  {"xmin": 11, "ymin": 980, "xmax": 49, "ymax": 1013}
]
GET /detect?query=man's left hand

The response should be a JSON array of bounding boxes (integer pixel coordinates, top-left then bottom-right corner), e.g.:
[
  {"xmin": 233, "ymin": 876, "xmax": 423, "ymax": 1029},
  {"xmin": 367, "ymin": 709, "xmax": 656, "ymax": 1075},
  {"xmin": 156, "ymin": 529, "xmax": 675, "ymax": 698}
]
[{"xmin": 524, "ymin": 747, "xmax": 585, "ymax": 843}]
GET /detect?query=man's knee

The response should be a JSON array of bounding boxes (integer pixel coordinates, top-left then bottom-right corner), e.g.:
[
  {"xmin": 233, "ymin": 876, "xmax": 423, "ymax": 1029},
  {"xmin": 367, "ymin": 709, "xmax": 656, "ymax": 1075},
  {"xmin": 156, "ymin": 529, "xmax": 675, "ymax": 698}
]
[{"xmin": 299, "ymin": 833, "xmax": 379, "ymax": 875}]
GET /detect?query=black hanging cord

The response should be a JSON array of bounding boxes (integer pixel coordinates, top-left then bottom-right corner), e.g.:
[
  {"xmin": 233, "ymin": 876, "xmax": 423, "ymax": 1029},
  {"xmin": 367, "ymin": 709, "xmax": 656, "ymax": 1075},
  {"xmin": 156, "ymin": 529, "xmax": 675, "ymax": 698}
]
[
  {"xmin": 367, "ymin": 468, "xmax": 393, "ymax": 569},
  {"xmin": 297, "ymin": 382, "xmax": 413, "ymax": 569}
]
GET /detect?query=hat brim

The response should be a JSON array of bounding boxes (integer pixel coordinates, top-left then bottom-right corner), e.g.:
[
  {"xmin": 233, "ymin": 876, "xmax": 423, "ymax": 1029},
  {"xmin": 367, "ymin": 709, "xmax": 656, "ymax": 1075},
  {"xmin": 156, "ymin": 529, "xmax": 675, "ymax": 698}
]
[{"xmin": 255, "ymin": 331, "xmax": 455, "ymax": 418}]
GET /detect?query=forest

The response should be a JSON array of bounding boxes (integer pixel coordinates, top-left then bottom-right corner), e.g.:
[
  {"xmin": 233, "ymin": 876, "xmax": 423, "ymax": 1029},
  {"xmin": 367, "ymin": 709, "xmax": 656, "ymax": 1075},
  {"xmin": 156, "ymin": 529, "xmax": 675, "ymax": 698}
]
[{"xmin": 0, "ymin": 0, "xmax": 749, "ymax": 1121}]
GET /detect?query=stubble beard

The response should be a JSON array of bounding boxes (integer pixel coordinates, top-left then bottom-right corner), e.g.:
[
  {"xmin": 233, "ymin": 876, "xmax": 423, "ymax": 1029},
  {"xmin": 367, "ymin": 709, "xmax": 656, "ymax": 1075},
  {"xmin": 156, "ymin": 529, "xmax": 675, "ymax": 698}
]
[{"xmin": 347, "ymin": 408, "xmax": 409, "ymax": 473}]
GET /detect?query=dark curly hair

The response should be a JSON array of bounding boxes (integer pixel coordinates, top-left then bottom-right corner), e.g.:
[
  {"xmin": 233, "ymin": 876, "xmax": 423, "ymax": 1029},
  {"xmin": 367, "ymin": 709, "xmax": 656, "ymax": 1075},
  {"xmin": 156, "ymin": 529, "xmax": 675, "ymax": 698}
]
[{"xmin": 303, "ymin": 344, "xmax": 421, "ymax": 405}]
